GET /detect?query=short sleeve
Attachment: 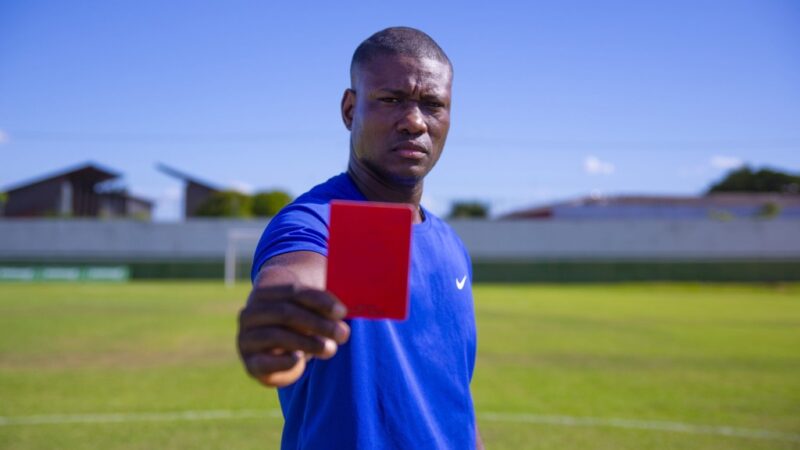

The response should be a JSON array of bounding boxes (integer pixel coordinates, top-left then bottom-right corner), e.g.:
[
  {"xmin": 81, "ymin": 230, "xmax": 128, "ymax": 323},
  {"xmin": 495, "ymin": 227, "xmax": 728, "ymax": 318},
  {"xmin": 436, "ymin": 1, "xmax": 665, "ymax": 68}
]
[{"xmin": 250, "ymin": 201, "xmax": 331, "ymax": 283}]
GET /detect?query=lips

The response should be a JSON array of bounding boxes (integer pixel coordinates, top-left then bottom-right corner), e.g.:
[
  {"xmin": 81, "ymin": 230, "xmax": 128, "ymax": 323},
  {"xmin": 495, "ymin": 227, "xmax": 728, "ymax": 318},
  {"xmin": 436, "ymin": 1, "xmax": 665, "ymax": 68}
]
[{"xmin": 392, "ymin": 142, "xmax": 429, "ymax": 160}]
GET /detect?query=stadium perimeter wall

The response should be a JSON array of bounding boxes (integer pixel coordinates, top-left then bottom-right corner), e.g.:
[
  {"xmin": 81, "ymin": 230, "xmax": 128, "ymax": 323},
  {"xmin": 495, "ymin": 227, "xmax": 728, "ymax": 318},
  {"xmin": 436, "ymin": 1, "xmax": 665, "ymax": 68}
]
[{"xmin": 0, "ymin": 218, "xmax": 798, "ymax": 282}]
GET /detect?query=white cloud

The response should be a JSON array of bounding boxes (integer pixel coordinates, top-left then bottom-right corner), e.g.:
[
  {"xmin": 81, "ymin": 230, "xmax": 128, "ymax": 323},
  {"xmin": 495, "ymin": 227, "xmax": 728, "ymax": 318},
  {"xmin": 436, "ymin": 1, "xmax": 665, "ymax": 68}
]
[
  {"xmin": 229, "ymin": 180, "xmax": 254, "ymax": 194},
  {"xmin": 710, "ymin": 155, "xmax": 743, "ymax": 170},
  {"xmin": 589, "ymin": 189, "xmax": 605, "ymax": 200},
  {"xmin": 0, "ymin": 129, "xmax": 9, "ymax": 145},
  {"xmin": 584, "ymin": 155, "xmax": 615, "ymax": 175}
]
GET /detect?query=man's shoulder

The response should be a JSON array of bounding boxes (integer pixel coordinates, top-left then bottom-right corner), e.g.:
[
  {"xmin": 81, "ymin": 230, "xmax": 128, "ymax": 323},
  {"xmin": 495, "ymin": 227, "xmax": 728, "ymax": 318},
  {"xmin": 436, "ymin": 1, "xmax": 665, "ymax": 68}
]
[
  {"xmin": 251, "ymin": 174, "xmax": 357, "ymax": 281},
  {"xmin": 273, "ymin": 173, "xmax": 362, "ymax": 221},
  {"xmin": 290, "ymin": 173, "xmax": 362, "ymax": 205}
]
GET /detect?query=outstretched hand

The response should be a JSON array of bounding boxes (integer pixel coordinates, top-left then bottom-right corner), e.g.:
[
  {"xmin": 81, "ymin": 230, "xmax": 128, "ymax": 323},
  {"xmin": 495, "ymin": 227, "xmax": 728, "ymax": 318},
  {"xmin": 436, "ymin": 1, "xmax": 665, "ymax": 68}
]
[{"xmin": 238, "ymin": 284, "xmax": 350, "ymax": 387}]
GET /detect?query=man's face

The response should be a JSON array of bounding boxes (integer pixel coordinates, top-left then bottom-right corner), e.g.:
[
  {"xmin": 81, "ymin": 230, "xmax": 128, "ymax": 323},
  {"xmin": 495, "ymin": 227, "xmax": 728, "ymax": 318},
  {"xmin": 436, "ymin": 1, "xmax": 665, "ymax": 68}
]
[{"xmin": 342, "ymin": 54, "xmax": 452, "ymax": 185}]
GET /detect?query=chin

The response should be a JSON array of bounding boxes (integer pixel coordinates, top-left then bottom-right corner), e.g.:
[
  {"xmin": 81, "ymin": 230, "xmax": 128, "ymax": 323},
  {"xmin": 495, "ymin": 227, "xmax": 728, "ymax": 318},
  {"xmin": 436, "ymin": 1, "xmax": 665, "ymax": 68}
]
[
  {"xmin": 392, "ymin": 174, "xmax": 424, "ymax": 186},
  {"xmin": 387, "ymin": 165, "xmax": 431, "ymax": 186},
  {"xmin": 361, "ymin": 158, "xmax": 430, "ymax": 186},
  {"xmin": 377, "ymin": 169, "xmax": 422, "ymax": 186}
]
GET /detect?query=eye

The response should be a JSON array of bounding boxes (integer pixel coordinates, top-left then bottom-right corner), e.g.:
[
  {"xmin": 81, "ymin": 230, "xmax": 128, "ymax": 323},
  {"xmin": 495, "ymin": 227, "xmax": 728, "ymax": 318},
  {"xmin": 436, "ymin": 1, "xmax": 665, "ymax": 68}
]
[
  {"xmin": 379, "ymin": 97, "xmax": 400, "ymax": 104},
  {"xmin": 424, "ymin": 101, "xmax": 445, "ymax": 109}
]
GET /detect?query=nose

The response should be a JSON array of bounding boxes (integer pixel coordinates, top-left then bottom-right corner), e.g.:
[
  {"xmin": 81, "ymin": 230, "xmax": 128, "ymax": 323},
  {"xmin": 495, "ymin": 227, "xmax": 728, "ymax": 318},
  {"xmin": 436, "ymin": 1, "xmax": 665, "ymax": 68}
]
[{"xmin": 396, "ymin": 102, "xmax": 427, "ymax": 135}]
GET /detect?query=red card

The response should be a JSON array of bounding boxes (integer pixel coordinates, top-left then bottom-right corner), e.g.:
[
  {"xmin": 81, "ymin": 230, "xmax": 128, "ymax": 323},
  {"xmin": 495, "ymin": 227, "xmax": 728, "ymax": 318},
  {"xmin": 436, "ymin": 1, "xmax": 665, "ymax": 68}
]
[{"xmin": 326, "ymin": 200, "xmax": 413, "ymax": 320}]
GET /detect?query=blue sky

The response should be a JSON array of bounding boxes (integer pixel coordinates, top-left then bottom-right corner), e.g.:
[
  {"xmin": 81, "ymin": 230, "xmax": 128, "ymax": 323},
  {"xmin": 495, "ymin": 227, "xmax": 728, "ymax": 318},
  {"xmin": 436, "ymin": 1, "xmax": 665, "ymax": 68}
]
[{"xmin": 2, "ymin": 0, "xmax": 799, "ymax": 220}]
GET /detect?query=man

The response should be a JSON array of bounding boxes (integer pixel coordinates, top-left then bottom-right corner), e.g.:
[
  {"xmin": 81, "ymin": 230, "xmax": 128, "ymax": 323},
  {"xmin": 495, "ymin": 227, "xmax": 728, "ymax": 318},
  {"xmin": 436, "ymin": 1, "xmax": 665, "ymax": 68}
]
[{"xmin": 237, "ymin": 27, "xmax": 482, "ymax": 449}]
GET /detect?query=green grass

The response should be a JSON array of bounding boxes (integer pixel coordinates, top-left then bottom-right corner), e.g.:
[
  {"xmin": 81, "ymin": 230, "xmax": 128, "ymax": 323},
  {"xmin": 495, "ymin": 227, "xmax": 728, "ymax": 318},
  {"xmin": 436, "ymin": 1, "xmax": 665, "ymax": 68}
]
[{"xmin": 0, "ymin": 282, "xmax": 798, "ymax": 449}]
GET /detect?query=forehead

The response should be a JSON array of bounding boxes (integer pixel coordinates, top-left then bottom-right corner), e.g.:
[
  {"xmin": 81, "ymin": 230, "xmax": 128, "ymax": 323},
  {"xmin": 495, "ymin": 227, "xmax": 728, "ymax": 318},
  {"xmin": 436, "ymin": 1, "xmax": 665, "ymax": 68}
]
[{"xmin": 355, "ymin": 54, "xmax": 452, "ymax": 95}]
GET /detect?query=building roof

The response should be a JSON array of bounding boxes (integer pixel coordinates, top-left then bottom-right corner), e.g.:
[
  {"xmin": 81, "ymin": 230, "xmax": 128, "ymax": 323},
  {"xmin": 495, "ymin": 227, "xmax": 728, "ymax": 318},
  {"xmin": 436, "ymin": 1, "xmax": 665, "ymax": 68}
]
[
  {"xmin": 98, "ymin": 190, "xmax": 155, "ymax": 207},
  {"xmin": 3, "ymin": 162, "xmax": 121, "ymax": 193},
  {"xmin": 502, "ymin": 193, "xmax": 800, "ymax": 219},
  {"xmin": 156, "ymin": 163, "xmax": 221, "ymax": 190}
]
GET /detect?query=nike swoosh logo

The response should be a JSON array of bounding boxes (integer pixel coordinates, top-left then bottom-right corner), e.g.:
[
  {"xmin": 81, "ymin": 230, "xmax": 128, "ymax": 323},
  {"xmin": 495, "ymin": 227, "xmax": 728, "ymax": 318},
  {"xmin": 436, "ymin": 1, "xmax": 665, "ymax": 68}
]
[{"xmin": 456, "ymin": 275, "xmax": 467, "ymax": 290}]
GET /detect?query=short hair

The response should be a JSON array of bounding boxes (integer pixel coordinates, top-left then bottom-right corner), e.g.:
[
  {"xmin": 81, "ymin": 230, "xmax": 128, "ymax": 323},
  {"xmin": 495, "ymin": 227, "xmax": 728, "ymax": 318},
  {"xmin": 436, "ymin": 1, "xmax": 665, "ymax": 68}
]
[{"xmin": 350, "ymin": 27, "xmax": 452, "ymax": 85}]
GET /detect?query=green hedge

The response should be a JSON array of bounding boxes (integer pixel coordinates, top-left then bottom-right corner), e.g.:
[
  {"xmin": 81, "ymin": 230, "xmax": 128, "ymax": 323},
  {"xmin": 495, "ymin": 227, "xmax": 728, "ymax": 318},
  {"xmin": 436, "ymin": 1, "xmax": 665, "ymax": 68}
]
[
  {"xmin": 472, "ymin": 260, "xmax": 800, "ymax": 282},
  {"xmin": 2, "ymin": 259, "xmax": 799, "ymax": 282}
]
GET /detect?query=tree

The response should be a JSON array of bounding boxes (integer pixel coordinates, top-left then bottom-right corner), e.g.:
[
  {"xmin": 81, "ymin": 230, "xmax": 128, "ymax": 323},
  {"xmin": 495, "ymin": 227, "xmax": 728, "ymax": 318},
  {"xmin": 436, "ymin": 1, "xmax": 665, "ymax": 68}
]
[
  {"xmin": 252, "ymin": 190, "xmax": 292, "ymax": 217},
  {"xmin": 708, "ymin": 166, "xmax": 800, "ymax": 194},
  {"xmin": 448, "ymin": 200, "xmax": 489, "ymax": 219},
  {"xmin": 756, "ymin": 202, "xmax": 782, "ymax": 219},
  {"xmin": 195, "ymin": 191, "xmax": 253, "ymax": 217}
]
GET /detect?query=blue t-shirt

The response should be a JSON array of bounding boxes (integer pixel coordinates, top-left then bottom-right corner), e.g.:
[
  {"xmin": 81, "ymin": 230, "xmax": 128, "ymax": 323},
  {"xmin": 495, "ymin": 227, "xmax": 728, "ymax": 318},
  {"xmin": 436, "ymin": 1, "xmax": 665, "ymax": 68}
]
[{"xmin": 251, "ymin": 173, "xmax": 477, "ymax": 450}]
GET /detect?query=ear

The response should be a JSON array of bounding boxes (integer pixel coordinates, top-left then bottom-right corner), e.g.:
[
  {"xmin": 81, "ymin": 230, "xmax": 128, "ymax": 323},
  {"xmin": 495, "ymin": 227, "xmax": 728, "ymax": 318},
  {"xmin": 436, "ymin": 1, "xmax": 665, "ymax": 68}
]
[{"xmin": 341, "ymin": 88, "xmax": 355, "ymax": 131}]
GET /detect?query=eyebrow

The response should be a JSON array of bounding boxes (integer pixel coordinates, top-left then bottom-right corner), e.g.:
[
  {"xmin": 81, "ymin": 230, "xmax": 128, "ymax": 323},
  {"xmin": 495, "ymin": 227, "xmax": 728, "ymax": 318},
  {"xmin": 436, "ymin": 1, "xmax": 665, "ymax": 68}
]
[
  {"xmin": 376, "ymin": 88, "xmax": 447, "ymax": 101},
  {"xmin": 375, "ymin": 88, "xmax": 408, "ymax": 97},
  {"xmin": 421, "ymin": 93, "xmax": 446, "ymax": 101}
]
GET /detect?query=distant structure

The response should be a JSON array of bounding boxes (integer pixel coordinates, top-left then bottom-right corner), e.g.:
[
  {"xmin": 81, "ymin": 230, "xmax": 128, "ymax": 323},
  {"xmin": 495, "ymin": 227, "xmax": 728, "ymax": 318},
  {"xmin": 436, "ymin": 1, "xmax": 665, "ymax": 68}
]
[
  {"xmin": 1, "ymin": 163, "xmax": 152, "ymax": 219},
  {"xmin": 156, "ymin": 163, "xmax": 221, "ymax": 219},
  {"xmin": 501, "ymin": 193, "xmax": 800, "ymax": 220}
]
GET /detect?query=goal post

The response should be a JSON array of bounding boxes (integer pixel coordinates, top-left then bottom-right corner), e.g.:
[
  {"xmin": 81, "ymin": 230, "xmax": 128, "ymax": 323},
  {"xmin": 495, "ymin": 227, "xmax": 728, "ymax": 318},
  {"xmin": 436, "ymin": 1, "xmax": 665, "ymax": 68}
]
[{"xmin": 224, "ymin": 228, "xmax": 263, "ymax": 287}]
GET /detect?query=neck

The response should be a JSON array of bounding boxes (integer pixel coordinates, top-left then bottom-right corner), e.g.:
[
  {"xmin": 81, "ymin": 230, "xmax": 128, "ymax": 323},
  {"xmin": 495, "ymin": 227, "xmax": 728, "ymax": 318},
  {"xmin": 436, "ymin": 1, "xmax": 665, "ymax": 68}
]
[{"xmin": 347, "ymin": 158, "xmax": 425, "ymax": 224}]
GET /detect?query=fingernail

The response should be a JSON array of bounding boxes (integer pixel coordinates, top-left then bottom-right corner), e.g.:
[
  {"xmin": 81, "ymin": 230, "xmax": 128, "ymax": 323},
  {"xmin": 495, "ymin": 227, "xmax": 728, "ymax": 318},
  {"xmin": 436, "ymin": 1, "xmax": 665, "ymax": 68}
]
[
  {"xmin": 332, "ymin": 303, "xmax": 347, "ymax": 319},
  {"xmin": 323, "ymin": 338, "xmax": 338, "ymax": 355},
  {"xmin": 333, "ymin": 322, "xmax": 349, "ymax": 342}
]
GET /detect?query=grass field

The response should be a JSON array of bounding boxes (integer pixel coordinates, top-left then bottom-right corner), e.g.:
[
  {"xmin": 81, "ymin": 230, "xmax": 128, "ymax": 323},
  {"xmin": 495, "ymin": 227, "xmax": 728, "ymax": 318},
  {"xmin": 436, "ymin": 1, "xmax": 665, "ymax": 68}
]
[{"xmin": 0, "ymin": 282, "xmax": 798, "ymax": 449}]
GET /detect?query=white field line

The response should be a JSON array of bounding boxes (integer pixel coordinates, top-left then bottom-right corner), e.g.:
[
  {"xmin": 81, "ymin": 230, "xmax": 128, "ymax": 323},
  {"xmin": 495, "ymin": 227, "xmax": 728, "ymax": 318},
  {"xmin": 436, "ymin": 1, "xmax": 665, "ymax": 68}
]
[
  {"xmin": 478, "ymin": 412, "xmax": 800, "ymax": 443},
  {"xmin": 0, "ymin": 409, "xmax": 282, "ymax": 426},
  {"xmin": 0, "ymin": 409, "xmax": 798, "ymax": 443}
]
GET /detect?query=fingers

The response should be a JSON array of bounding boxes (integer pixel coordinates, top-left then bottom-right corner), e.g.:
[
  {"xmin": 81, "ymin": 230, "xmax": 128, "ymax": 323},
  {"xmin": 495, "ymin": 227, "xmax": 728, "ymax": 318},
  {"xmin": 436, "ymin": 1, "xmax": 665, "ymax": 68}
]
[
  {"xmin": 256, "ymin": 354, "xmax": 308, "ymax": 388},
  {"xmin": 241, "ymin": 286, "xmax": 350, "ymax": 347},
  {"xmin": 239, "ymin": 327, "xmax": 339, "ymax": 359},
  {"xmin": 244, "ymin": 351, "xmax": 308, "ymax": 387},
  {"xmin": 238, "ymin": 285, "xmax": 350, "ymax": 386},
  {"xmin": 244, "ymin": 351, "xmax": 302, "ymax": 378},
  {"xmin": 247, "ymin": 285, "xmax": 348, "ymax": 321},
  {"xmin": 239, "ymin": 302, "xmax": 350, "ymax": 344},
  {"xmin": 293, "ymin": 289, "xmax": 348, "ymax": 320}
]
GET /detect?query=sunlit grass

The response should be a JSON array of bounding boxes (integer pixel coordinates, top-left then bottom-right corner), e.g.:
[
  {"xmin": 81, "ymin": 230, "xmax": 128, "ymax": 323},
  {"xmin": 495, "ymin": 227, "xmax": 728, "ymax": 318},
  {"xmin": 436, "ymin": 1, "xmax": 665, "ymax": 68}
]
[{"xmin": 0, "ymin": 282, "xmax": 798, "ymax": 449}]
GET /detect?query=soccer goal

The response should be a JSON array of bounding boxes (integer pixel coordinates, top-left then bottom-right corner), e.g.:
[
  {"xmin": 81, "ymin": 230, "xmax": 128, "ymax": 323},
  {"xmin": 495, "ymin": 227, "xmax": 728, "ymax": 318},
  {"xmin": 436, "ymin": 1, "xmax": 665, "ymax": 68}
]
[{"xmin": 224, "ymin": 228, "xmax": 263, "ymax": 287}]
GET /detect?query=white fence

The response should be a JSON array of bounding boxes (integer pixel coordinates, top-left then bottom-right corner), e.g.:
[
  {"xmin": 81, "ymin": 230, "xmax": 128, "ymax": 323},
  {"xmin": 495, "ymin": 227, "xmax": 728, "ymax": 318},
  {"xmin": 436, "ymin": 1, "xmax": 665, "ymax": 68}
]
[{"xmin": 1, "ymin": 218, "xmax": 798, "ymax": 261}]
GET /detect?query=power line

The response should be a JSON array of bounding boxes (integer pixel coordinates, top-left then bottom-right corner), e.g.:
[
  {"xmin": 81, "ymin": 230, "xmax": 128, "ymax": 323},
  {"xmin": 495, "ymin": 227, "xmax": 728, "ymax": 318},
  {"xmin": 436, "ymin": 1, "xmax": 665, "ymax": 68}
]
[
  {"xmin": 3, "ymin": 130, "xmax": 799, "ymax": 151},
  {"xmin": 451, "ymin": 136, "xmax": 800, "ymax": 151},
  {"xmin": 5, "ymin": 130, "xmax": 337, "ymax": 144}
]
